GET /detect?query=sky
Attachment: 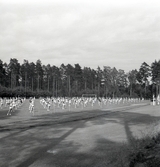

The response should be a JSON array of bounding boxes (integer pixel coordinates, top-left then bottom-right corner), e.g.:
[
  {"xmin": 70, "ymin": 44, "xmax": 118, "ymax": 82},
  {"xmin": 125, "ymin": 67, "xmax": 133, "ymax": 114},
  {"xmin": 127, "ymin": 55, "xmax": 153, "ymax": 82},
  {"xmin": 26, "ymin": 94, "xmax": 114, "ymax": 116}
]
[{"xmin": 0, "ymin": 0, "xmax": 160, "ymax": 72}]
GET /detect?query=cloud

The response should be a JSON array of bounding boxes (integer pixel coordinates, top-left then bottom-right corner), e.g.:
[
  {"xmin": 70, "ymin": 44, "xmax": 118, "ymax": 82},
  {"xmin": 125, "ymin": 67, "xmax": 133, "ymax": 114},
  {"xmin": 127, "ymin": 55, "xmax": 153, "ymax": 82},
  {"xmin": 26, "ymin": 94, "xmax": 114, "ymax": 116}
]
[{"xmin": 0, "ymin": 1, "xmax": 160, "ymax": 72}]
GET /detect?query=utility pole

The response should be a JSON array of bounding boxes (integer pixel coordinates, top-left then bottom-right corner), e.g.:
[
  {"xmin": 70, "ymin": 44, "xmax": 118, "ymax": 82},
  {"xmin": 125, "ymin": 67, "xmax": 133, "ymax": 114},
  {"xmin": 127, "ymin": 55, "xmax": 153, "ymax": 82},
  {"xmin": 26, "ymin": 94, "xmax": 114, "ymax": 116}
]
[
  {"xmin": 56, "ymin": 79, "xmax": 58, "ymax": 97},
  {"xmin": 11, "ymin": 71, "xmax": 12, "ymax": 89},
  {"xmin": 52, "ymin": 76, "xmax": 55, "ymax": 97},
  {"xmin": 48, "ymin": 76, "xmax": 49, "ymax": 92},
  {"xmin": 32, "ymin": 77, "xmax": 33, "ymax": 92},
  {"xmin": 25, "ymin": 72, "xmax": 27, "ymax": 97},
  {"xmin": 68, "ymin": 75, "xmax": 71, "ymax": 97},
  {"xmin": 37, "ymin": 74, "xmax": 39, "ymax": 92}
]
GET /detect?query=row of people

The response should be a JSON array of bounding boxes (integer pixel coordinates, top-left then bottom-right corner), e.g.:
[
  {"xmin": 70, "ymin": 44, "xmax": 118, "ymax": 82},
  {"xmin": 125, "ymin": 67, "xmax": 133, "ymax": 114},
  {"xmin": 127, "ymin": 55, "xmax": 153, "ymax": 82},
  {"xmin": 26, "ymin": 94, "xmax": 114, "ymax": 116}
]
[
  {"xmin": 6, "ymin": 97, "xmax": 26, "ymax": 115},
  {"xmin": 40, "ymin": 98, "xmax": 51, "ymax": 111},
  {"xmin": 39, "ymin": 97, "xmax": 143, "ymax": 111},
  {"xmin": 0, "ymin": 97, "xmax": 25, "ymax": 109},
  {"xmin": 0, "ymin": 97, "xmax": 26, "ymax": 115}
]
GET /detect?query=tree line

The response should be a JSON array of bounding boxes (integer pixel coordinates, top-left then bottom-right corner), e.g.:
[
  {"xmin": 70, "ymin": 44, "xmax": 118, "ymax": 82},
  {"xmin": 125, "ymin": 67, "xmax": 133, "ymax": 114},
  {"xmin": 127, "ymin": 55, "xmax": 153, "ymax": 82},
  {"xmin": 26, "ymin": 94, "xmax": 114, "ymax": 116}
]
[{"xmin": 0, "ymin": 58, "xmax": 160, "ymax": 98}]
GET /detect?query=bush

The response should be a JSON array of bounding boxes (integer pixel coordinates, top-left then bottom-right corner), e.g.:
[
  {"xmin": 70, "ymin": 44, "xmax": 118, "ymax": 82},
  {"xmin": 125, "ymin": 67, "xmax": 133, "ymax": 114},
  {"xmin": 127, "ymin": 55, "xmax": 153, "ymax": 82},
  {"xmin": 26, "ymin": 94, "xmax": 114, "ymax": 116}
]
[{"xmin": 108, "ymin": 133, "xmax": 160, "ymax": 167}]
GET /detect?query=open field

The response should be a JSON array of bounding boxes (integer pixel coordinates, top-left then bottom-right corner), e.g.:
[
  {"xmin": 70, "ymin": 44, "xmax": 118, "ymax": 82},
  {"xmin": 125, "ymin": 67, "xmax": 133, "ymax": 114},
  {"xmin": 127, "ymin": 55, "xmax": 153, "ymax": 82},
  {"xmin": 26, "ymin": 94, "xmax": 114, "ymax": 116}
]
[{"xmin": 0, "ymin": 99, "xmax": 160, "ymax": 167}]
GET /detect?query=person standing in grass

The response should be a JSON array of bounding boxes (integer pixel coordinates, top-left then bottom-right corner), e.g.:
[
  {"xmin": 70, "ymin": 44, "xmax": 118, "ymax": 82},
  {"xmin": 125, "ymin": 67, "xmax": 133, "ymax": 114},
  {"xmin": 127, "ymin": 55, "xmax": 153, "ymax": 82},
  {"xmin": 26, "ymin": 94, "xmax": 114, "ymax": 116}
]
[
  {"xmin": 0, "ymin": 98, "xmax": 3, "ymax": 109},
  {"xmin": 29, "ymin": 97, "xmax": 34, "ymax": 115},
  {"xmin": 7, "ymin": 101, "xmax": 13, "ymax": 115}
]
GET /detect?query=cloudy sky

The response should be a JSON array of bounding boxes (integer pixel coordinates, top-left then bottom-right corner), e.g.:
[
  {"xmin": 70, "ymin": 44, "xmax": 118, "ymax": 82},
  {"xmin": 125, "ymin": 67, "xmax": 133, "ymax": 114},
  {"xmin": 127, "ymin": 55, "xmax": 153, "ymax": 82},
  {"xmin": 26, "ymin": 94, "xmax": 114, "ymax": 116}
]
[{"xmin": 0, "ymin": 0, "xmax": 160, "ymax": 72}]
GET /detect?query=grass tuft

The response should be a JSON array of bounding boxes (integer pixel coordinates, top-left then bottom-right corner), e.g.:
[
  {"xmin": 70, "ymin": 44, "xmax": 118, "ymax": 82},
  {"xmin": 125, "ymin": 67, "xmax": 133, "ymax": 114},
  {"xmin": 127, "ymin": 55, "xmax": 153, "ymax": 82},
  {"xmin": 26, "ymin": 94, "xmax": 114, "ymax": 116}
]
[{"xmin": 108, "ymin": 132, "xmax": 160, "ymax": 167}]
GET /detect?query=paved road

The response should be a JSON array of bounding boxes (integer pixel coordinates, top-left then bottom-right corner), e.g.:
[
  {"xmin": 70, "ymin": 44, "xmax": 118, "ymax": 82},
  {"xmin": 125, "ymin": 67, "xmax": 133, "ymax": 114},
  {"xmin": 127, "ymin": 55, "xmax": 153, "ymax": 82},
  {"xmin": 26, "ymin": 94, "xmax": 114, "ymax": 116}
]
[{"xmin": 0, "ymin": 100, "xmax": 160, "ymax": 167}]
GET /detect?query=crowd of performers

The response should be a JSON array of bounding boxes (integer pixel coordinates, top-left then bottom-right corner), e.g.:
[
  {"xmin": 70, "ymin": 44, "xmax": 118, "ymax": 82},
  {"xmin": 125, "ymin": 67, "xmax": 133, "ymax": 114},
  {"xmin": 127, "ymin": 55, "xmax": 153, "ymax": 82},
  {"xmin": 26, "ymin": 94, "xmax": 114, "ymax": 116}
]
[
  {"xmin": 0, "ymin": 96, "xmax": 146, "ymax": 116},
  {"xmin": 0, "ymin": 97, "xmax": 26, "ymax": 115},
  {"xmin": 39, "ymin": 97, "xmax": 144, "ymax": 112},
  {"xmin": 39, "ymin": 97, "xmax": 99, "ymax": 112}
]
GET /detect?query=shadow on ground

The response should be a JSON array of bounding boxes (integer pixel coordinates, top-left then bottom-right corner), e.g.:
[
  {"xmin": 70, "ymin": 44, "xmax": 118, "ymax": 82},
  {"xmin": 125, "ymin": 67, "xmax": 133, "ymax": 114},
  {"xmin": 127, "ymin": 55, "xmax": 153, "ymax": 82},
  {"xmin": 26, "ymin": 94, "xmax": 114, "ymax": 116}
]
[
  {"xmin": 1, "ymin": 108, "xmax": 160, "ymax": 167},
  {"xmin": 0, "ymin": 109, "xmax": 20, "ymax": 119}
]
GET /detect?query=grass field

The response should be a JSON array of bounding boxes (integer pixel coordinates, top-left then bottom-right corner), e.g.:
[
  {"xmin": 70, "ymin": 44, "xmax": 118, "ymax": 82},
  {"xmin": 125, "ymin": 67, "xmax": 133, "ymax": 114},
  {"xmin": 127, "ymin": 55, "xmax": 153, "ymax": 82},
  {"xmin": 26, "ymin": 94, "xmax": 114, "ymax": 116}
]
[{"xmin": 0, "ymin": 98, "xmax": 160, "ymax": 167}]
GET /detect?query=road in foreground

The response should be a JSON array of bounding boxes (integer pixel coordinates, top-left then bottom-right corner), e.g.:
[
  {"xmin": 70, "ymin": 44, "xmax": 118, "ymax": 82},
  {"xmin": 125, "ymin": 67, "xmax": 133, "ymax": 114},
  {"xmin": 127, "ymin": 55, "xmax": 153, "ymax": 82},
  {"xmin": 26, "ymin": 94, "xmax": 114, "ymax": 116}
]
[{"xmin": 0, "ymin": 100, "xmax": 160, "ymax": 167}]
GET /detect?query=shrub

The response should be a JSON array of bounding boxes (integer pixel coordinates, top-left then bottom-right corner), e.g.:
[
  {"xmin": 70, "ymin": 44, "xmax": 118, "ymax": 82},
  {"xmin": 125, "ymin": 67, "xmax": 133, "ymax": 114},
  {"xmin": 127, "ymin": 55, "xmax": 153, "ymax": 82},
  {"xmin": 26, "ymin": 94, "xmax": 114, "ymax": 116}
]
[{"xmin": 108, "ymin": 133, "xmax": 160, "ymax": 167}]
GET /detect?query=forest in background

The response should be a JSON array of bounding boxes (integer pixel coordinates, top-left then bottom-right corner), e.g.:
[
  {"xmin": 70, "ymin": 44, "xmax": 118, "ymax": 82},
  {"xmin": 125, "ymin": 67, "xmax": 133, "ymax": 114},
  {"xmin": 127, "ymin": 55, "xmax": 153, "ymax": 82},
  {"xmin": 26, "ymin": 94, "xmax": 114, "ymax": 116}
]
[{"xmin": 0, "ymin": 58, "xmax": 160, "ymax": 98}]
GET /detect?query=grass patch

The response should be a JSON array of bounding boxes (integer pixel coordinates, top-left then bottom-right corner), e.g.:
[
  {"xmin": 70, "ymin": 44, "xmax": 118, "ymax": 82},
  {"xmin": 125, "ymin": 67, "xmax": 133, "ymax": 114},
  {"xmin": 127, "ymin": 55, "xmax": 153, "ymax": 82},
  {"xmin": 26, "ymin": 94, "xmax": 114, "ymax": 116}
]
[{"xmin": 108, "ymin": 133, "xmax": 160, "ymax": 167}]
